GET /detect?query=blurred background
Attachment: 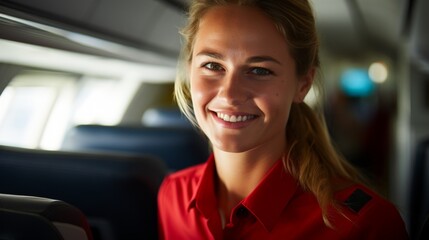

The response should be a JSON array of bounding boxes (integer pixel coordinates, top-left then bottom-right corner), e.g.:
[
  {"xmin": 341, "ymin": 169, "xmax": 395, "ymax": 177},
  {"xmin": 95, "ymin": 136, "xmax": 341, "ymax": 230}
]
[{"xmin": 0, "ymin": 0, "xmax": 428, "ymax": 236}]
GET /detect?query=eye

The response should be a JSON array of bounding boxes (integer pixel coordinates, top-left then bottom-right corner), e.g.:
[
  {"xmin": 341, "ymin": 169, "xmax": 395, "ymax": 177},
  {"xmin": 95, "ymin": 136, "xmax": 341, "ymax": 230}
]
[
  {"xmin": 203, "ymin": 62, "xmax": 224, "ymax": 71},
  {"xmin": 249, "ymin": 67, "xmax": 272, "ymax": 76}
]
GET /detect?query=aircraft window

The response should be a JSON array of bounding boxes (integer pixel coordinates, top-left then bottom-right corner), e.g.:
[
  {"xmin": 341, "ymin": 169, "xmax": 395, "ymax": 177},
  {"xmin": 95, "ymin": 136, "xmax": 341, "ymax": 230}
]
[
  {"xmin": 0, "ymin": 37, "xmax": 177, "ymax": 151},
  {"xmin": 0, "ymin": 86, "xmax": 55, "ymax": 148},
  {"xmin": 0, "ymin": 69, "xmax": 139, "ymax": 150},
  {"xmin": 0, "ymin": 71, "xmax": 77, "ymax": 149},
  {"xmin": 70, "ymin": 76, "xmax": 139, "ymax": 126}
]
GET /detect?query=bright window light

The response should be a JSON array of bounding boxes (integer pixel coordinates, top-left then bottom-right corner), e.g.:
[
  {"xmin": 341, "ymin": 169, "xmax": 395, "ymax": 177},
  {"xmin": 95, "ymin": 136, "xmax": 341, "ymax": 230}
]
[
  {"xmin": 0, "ymin": 72, "xmax": 77, "ymax": 149},
  {"xmin": 0, "ymin": 86, "xmax": 56, "ymax": 148},
  {"xmin": 39, "ymin": 80, "xmax": 76, "ymax": 150},
  {"xmin": 68, "ymin": 75, "xmax": 140, "ymax": 127}
]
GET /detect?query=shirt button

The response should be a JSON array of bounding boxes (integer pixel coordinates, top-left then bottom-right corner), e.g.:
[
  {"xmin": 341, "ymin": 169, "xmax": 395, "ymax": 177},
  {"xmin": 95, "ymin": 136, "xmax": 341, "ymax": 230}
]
[{"xmin": 235, "ymin": 206, "xmax": 249, "ymax": 218}]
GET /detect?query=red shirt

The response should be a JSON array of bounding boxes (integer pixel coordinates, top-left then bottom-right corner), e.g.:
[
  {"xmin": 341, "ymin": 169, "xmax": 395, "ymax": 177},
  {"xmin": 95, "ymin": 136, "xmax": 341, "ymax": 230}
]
[{"xmin": 158, "ymin": 155, "xmax": 409, "ymax": 239}]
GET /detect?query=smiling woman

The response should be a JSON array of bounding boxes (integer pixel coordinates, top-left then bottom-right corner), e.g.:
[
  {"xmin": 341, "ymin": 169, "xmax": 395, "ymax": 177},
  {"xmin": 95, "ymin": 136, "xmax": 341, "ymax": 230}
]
[
  {"xmin": 189, "ymin": 5, "xmax": 309, "ymax": 154},
  {"xmin": 157, "ymin": 0, "xmax": 409, "ymax": 239}
]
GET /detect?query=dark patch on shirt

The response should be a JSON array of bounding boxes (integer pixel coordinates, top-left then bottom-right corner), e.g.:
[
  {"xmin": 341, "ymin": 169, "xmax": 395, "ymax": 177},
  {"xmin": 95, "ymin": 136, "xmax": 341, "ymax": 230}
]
[{"xmin": 344, "ymin": 188, "xmax": 372, "ymax": 213}]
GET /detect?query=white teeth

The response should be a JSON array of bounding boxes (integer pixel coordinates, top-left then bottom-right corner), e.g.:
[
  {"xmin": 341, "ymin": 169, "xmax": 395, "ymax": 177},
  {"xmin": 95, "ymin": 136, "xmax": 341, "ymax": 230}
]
[{"xmin": 216, "ymin": 112, "xmax": 254, "ymax": 123}]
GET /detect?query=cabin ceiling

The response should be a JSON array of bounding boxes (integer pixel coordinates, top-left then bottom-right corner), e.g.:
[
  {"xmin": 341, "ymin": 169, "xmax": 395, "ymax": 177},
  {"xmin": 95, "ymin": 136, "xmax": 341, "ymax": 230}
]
[
  {"xmin": 313, "ymin": 0, "xmax": 409, "ymax": 59},
  {"xmin": 0, "ymin": 0, "xmax": 413, "ymax": 64}
]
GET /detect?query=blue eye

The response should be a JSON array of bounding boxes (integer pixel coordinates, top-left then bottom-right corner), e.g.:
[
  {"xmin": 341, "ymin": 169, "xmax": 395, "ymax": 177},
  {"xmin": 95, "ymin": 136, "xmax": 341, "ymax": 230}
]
[{"xmin": 250, "ymin": 67, "xmax": 272, "ymax": 76}]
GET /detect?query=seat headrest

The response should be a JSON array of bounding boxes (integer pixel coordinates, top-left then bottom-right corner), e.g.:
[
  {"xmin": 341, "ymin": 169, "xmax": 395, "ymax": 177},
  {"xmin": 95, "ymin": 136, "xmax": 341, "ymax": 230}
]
[
  {"xmin": 142, "ymin": 107, "xmax": 192, "ymax": 128},
  {"xmin": 0, "ymin": 193, "xmax": 93, "ymax": 240}
]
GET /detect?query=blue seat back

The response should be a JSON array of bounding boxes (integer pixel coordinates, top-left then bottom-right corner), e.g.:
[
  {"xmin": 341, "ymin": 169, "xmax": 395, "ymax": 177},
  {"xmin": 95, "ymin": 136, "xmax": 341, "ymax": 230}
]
[
  {"xmin": 0, "ymin": 145, "xmax": 168, "ymax": 240},
  {"xmin": 61, "ymin": 125, "xmax": 210, "ymax": 171}
]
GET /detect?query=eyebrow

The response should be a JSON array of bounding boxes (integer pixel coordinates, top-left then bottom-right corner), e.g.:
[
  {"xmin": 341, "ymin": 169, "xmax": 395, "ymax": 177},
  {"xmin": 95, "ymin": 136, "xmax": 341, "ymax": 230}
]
[
  {"xmin": 195, "ymin": 51, "xmax": 282, "ymax": 65},
  {"xmin": 195, "ymin": 51, "xmax": 223, "ymax": 60},
  {"xmin": 247, "ymin": 56, "xmax": 282, "ymax": 65}
]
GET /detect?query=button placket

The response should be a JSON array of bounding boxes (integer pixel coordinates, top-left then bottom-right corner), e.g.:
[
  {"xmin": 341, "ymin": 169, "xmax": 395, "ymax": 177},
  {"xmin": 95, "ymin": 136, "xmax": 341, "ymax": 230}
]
[
  {"xmin": 235, "ymin": 206, "xmax": 249, "ymax": 219},
  {"xmin": 223, "ymin": 206, "xmax": 255, "ymax": 239}
]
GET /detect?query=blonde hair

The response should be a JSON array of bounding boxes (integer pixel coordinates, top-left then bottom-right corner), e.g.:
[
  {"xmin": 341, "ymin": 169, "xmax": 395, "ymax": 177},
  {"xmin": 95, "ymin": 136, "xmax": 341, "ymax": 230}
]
[{"xmin": 175, "ymin": 0, "xmax": 363, "ymax": 227}]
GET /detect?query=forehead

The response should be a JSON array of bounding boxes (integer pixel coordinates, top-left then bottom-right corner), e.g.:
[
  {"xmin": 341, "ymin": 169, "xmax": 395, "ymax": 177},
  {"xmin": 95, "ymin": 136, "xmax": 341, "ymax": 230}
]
[
  {"xmin": 199, "ymin": 5, "xmax": 276, "ymax": 29},
  {"xmin": 193, "ymin": 5, "xmax": 291, "ymax": 59}
]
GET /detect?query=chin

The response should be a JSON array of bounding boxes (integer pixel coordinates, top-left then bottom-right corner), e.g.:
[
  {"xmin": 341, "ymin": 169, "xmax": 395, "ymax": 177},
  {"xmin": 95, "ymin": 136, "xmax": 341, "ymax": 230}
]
[{"xmin": 213, "ymin": 141, "xmax": 254, "ymax": 154}]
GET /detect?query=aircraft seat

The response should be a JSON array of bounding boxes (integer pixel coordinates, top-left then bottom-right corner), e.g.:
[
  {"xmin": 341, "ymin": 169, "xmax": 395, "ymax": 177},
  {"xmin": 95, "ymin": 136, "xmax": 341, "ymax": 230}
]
[
  {"xmin": 141, "ymin": 107, "xmax": 193, "ymax": 128},
  {"xmin": 0, "ymin": 145, "xmax": 168, "ymax": 240},
  {"xmin": 0, "ymin": 193, "xmax": 92, "ymax": 240},
  {"xmin": 61, "ymin": 124, "xmax": 209, "ymax": 171}
]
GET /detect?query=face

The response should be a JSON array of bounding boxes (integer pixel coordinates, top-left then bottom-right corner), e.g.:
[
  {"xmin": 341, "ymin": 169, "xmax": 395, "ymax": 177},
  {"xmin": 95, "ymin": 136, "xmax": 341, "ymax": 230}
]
[{"xmin": 189, "ymin": 5, "xmax": 313, "ymax": 154}]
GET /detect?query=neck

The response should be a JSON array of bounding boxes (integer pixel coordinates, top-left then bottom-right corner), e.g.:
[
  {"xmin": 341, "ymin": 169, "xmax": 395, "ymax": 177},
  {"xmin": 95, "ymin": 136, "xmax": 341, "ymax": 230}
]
[{"xmin": 213, "ymin": 146, "xmax": 284, "ymax": 218}]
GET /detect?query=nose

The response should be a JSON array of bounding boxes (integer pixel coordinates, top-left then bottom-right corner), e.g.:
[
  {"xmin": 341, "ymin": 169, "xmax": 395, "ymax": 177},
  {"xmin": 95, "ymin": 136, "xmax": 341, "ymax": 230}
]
[{"xmin": 217, "ymin": 72, "xmax": 249, "ymax": 105}]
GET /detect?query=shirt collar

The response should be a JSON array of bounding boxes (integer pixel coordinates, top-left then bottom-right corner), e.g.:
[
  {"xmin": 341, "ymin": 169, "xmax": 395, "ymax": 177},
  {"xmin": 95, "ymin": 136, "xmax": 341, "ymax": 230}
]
[
  {"xmin": 241, "ymin": 159, "xmax": 299, "ymax": 231},
  {"xmin": 188, "ymin": 155, "xmax": 299, "ymax": 232},
  {"xmin": 188, "ymin": 154, "xmax": 217, "ymax": 218}
]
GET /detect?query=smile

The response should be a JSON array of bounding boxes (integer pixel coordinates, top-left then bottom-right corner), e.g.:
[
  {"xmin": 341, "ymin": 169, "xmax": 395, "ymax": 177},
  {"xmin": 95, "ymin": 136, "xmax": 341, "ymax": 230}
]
[{"xmin": 216, "ymin": 112, "xmax": 256, "ymax": 123}]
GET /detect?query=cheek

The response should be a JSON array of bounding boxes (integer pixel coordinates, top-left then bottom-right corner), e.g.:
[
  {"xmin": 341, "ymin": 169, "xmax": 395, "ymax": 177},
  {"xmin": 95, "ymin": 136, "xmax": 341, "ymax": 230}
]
[
  {"xmin": 190, "ymin": 75, "xmax": 212, "ymax": 121},
  {"xmin": 190, "ymin": 79, "xmax": 215, "ymax": 138},
  {"xmin": 190, "ymin": 81, "xmax": 203, "ymax": 114},
  {"xmin": 190, "ymin": 75, "xmax": 207, "ymax": 104},
  {"xmin": 259, "ymin": 95, "xmax": 286, "ymax": 116},
  {"xmin": 259, "ymin": 87, "xmax": 294, "ymax": 121}
]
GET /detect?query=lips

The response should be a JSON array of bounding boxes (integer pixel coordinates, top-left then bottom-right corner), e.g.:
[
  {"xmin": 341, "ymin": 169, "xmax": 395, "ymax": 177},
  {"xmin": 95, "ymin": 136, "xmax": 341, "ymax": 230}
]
[{"xmin": 216, "ymin": 112, "xmax": 256, "ymax": 123}]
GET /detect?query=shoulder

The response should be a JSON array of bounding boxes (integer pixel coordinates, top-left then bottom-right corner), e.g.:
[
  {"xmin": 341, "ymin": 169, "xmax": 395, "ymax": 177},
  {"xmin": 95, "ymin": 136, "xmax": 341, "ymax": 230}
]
[
  {"xmin": 336, "ymin": 185, "xmax": 385, "ymax": 213},
  {"xmin": 158, "ymin": 163, "xmax": 205, "ymax": 201},
  {"xmin": 161, "ymin": 163, "xmax": 205, "ymax": 186},
  {"xmin": 337, "ymin": 184, "xmax": 399, "ymax": 217},
  {"xmin": 336, "ymin": 184, "xmax": 409, "ymax": 239},
  {"xmin": 157, "ymin": 163, "xmax": 208, "ymax": 238}
]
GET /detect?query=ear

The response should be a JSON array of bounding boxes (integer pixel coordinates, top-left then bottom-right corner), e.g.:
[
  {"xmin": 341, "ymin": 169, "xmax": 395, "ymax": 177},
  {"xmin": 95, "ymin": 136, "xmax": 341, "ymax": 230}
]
[{"xmin": 293, "ymin": 67, "xmax": 315, "ymax": 103}]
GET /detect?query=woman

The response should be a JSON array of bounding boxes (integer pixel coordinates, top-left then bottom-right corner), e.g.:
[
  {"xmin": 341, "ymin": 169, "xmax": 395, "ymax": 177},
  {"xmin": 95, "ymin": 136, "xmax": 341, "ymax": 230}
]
[{"xmin": 158, "ymin": 0, "xmax": 409, "ymax": 239}]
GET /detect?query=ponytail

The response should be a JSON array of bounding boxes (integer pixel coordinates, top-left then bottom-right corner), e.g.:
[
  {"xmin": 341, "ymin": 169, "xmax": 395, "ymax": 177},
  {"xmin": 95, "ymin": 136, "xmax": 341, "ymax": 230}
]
[{"xmin": 285, "ymin": 102, "xmax": 363, "ymax": 227}]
